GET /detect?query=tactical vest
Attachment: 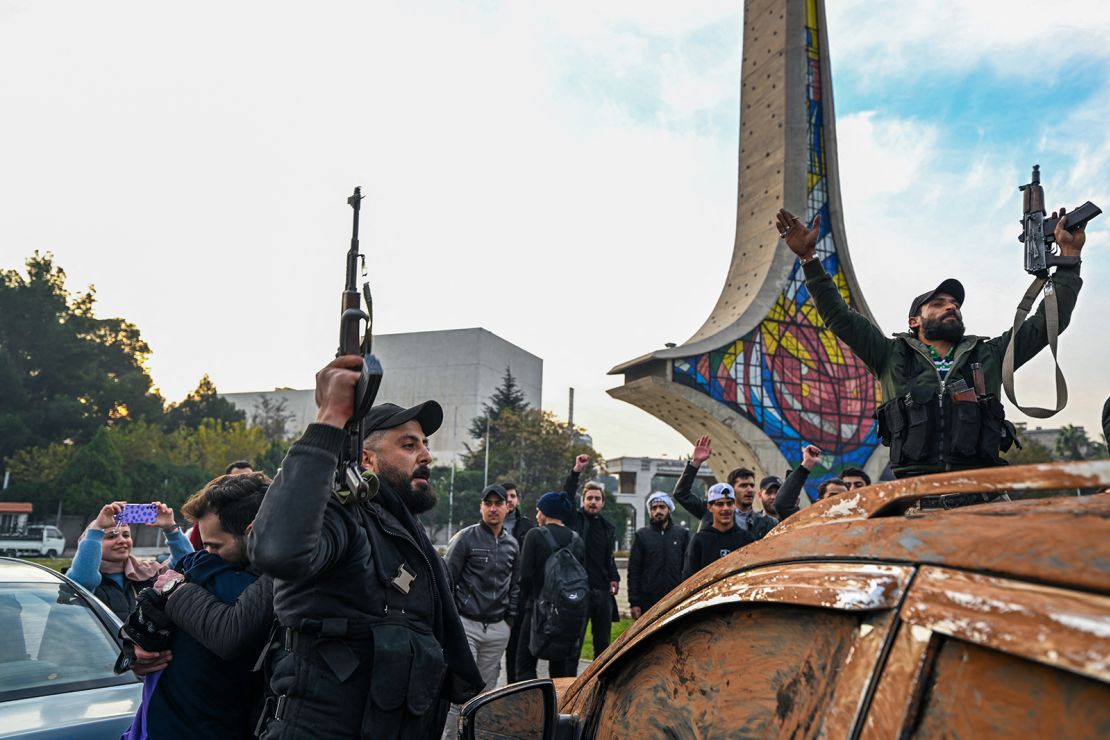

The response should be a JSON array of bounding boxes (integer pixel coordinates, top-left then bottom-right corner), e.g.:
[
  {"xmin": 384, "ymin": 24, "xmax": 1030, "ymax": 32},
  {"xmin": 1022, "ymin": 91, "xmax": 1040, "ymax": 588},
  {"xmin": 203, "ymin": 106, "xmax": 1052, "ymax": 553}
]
[
  {"xmin": 256, "ymin": 501, "xmax": 448, "ymax": 740},
  {"xmin": 875, "ymin": 341, "xmax": 1018, "ymax": 472}
]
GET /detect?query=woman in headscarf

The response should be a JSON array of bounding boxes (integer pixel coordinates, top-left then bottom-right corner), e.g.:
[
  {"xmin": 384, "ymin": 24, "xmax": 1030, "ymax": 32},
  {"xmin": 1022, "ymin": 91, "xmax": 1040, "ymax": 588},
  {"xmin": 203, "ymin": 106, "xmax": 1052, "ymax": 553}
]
[{"xmin": 68, "ymin": 501, "xmax": 193, "ymax": 621}]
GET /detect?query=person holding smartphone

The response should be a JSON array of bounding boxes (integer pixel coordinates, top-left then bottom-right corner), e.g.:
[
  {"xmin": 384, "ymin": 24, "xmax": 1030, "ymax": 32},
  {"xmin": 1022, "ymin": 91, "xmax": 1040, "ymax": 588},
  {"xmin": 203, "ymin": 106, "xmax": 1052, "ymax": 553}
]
[{"xmin": 68, "ymin": 500, "xmax": 192, "ymax": 620}]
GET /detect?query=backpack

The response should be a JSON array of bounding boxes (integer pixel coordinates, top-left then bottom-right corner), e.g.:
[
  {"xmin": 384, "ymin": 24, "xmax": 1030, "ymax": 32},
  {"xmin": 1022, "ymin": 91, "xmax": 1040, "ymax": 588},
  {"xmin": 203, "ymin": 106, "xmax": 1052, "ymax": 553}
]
[{"xmin": 529, "ymin": 527, "xmax": 590, "ymax": 661}]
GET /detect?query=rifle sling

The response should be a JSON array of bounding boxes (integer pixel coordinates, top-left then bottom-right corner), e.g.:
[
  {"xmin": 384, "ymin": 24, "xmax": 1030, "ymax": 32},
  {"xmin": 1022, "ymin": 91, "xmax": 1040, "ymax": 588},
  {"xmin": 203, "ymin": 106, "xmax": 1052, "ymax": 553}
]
[{"xmin": 1002, "ymin": 275, "xmax": 1068, "ymax": 418}]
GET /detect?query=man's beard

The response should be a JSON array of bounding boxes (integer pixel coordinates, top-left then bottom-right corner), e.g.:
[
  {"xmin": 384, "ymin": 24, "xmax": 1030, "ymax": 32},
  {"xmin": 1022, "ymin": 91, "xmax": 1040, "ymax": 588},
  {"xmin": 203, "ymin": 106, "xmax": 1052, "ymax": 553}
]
[
  {"xmin": 921, "ymin": 312, "xmax": 965, "ymax": 343},
  {"xmin": 652, "ymin": 512, "xmax": 669, "ymax": 523},
  {"xmin": 378, "ymin": 461, "xmax": 437, "ymax": 514}
]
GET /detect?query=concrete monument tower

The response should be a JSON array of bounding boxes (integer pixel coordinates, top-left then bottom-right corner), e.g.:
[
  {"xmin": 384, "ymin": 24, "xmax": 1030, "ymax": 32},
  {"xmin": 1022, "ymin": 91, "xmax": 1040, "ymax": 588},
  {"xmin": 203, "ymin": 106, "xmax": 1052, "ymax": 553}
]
[{"xmin": 609, "ymin": 0, "xmax": 884, "ymax": 500}]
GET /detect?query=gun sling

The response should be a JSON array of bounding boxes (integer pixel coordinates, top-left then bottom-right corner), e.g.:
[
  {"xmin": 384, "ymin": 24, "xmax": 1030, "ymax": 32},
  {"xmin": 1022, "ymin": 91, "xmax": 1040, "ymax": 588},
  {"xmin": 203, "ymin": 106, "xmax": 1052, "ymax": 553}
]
[{"xmin": 1001, "ymin": 275, "xmax": 1067, "ymax": 418}]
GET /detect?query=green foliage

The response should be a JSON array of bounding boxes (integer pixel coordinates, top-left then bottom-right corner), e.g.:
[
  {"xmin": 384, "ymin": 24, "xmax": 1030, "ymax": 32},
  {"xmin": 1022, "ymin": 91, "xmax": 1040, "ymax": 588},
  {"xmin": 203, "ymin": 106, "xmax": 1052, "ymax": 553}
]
[
  {"xmin": 165, "ymin": 375, "xmax": 246, "ymax": 431},
  {"xmin": 57, "ymin": 427, "xmax": 125, "ymax": 517},
  {"xmin": 251, "ymin": 396, "xmax": 295, "ymax": 442},
  {"xmin": 580, "ymin": 617, "xmax": 634, "ymax": 661},
  {"xmin": 0, "ymin": 252, "xmax": 164, "ymax": 461},
  {"xmin": 1053, "ymin": 424, "xmax": 1107, "ymax": 461},
  {"xmin": 1002, "ymin": 432, "xmax": 1056, "ymax": 466},
  {"xmin": 467, "ymin": 367, "xmax": 530, "ymax": 440}
]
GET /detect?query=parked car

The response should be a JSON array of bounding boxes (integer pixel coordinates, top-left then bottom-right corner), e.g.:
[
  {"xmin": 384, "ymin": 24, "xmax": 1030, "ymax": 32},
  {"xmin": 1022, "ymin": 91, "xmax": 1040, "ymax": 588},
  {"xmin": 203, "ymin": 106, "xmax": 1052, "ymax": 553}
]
[
  {"xmin": 0, "ymin": 558, "xmax": 141, "ymax": 739},
  {"xmin": 460, "ymin": 460, "xmax": 1110, "ymax": 739},
  {"xmin": 0, "ymin": 527, "xmax": 66, "ymax": 558}
]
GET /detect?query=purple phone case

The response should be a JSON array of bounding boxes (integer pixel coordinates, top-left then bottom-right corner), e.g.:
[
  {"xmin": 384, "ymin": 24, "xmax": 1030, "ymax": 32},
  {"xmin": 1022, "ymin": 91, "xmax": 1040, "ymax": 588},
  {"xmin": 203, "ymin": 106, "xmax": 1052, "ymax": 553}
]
[{"xmin": 115, "ymin": 503, "xmax": 158, "ymax": 525}]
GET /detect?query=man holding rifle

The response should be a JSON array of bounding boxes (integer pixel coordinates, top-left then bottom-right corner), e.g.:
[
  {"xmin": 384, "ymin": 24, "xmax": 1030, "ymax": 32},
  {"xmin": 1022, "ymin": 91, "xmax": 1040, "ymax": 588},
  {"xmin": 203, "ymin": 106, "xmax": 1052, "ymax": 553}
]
[{"xmin": 774, "ymin": 203, "xmax": 1086, "ymax": 481}]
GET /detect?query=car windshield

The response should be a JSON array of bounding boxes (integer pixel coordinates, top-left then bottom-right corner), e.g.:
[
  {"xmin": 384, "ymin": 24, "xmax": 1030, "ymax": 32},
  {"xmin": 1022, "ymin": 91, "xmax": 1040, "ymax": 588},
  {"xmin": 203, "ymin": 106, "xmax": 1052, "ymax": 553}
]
[{"xmin": 0, "ymin": 580, "xmax": 127, "ymax": 701}]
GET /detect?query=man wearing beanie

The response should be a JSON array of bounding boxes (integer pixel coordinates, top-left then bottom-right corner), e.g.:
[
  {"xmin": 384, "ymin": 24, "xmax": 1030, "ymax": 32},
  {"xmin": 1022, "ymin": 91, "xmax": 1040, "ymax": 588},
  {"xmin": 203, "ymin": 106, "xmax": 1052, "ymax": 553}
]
[
  {"xmin": 248, "ymin": 356, "xmax": 483, "ymax": 739},
  {"xmin": 682, "ymin": 483, "xmax": 755, "ymax": 580},
  {"xmin": 515, "ymin": 490, "xmax": 586, "ymax": 680},
  {"xmin": 628, "ymin": 492, "xmax": 689, "ymax": 619}
]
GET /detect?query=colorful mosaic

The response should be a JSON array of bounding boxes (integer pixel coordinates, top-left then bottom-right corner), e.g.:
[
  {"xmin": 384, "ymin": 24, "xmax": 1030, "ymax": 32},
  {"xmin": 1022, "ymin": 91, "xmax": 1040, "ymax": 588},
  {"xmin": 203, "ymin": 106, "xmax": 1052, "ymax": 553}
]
[{"xmin": 674, "ymin": 0, "xmax": 881, "ymax": 499}]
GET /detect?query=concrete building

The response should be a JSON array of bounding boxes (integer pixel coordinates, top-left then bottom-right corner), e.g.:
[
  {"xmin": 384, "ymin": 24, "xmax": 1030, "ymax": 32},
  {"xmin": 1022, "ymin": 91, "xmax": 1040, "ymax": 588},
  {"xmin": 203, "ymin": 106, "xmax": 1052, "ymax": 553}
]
[
  {"xmin": 608, "ymin": 0, "xmax": 885, "ymax": 502},
  {"xmin": 222, "ymin": 328, "xmax": 542, "ymax": 466}
]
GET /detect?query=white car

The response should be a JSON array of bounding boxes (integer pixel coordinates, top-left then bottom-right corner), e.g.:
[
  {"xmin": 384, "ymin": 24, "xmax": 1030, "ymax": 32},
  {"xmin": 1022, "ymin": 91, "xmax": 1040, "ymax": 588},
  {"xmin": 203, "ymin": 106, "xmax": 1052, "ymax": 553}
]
[{"xmin": 0, "ymin": 558, "xmax": 141, "ymax": 738}]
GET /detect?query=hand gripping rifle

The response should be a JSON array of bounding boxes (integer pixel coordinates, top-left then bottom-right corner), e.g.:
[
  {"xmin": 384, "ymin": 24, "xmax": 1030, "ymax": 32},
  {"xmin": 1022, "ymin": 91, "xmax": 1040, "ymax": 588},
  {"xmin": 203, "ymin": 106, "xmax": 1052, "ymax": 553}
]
[
  {"xmin": 1002, "ymin": 165, "xmax": 1101, "ymax": 418},
  {"xmin": 337, "ymin": 186, "xmax": 384, "ymax": 501}
]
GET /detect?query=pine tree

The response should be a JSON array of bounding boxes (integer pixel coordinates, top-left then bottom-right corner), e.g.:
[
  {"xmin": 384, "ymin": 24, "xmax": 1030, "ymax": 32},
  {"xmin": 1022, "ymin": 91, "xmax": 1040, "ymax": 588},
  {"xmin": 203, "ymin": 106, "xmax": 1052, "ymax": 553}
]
[{"xmin": 467, "ymin": 367, "xmax": 529, "ymax": 440}]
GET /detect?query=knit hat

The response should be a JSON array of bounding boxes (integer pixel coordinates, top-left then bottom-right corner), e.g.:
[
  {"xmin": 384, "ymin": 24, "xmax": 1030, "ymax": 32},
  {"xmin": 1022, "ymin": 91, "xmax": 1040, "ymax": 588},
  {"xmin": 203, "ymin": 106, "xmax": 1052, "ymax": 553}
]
[
  {"xmin": 707, "ymin": 482, "xmax": 735, "ymax": 502},
  {"xmin": 536, "ymin": 491, "xmax": 573, "ymax": 521},
  {"xmin": 646, "ymin": 491, "xmax": 675, "ymax": 512}
]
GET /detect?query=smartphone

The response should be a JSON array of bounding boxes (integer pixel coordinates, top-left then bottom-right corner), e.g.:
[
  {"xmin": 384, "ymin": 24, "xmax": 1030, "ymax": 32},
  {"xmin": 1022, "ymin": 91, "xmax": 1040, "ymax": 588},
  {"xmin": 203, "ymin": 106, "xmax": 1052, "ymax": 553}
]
[{"xmin": 115, "ymin": 503, "xmax": 159, "ymax": 525}]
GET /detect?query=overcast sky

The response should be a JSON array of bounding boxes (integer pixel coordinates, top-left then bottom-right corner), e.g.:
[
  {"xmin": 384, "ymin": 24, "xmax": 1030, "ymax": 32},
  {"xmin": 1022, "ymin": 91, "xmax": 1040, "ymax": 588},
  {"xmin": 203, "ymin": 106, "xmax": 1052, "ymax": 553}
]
[{"xmin": 2, "ymin": 0, "xmax": 1107, "ymax": 462}]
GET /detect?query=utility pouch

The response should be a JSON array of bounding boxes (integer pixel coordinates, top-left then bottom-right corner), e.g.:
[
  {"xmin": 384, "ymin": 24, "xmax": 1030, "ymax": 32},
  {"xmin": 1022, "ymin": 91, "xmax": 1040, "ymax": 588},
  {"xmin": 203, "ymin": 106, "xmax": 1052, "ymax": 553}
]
[
  {"xmin": 948, "ymin": 398, "xmax": 982, "ymax": 458},
  {"xmin": 902, "ymin": 386, "xmax": 936, "ymax": 462},
  {"xmin": 364, "ymin": 618, "xmax": 447, "ymax": 737},
  {"xmin": 977, "ymin": 395, "xmax": 1016, "ymax": 461},
  {"xmin": 876, "ymin": 398, "xmax": 905, "ymax": 462}
]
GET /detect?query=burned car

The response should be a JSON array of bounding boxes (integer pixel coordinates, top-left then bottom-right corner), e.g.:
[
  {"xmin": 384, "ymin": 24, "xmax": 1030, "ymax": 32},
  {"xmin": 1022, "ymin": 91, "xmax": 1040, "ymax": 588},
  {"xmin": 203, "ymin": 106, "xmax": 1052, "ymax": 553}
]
[{"xmin": 461, "ymin": 461, "xmax": 1110, "ymax": 739}]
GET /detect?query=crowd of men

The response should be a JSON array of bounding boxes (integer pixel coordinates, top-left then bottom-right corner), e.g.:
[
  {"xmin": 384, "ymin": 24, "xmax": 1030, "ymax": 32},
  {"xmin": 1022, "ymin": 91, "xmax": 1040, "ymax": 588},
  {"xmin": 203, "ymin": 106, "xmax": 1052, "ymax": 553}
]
[{"xmin": 65, "ymin": 202, "xmax": 1091, "ymax": 738}]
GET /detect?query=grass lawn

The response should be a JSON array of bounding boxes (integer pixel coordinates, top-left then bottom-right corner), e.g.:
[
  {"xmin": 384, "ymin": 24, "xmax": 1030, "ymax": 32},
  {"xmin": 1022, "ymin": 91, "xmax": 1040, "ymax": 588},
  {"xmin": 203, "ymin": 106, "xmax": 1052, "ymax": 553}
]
[
  {"xmin": 25, "ymin": 557, "xmax": 70, "ymax": 574},
  {"xmin": 580, "ymin": 617, "xmax": 634, "ymax": 661}
]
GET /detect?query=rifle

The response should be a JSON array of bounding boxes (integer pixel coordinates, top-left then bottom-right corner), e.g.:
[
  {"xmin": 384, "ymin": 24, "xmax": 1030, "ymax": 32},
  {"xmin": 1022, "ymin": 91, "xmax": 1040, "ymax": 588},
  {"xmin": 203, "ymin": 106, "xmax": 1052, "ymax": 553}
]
[
  {"xmin": 337, "ymin": 186, "xmax": 384, "ymax": 501},
  {"xmin": 1003, "ymin": 165, "xmax": 1100, "ymax": 418},
  {"xmin": 1017, "ymin": 164, "xmax": 1100, "ymax": 277}
]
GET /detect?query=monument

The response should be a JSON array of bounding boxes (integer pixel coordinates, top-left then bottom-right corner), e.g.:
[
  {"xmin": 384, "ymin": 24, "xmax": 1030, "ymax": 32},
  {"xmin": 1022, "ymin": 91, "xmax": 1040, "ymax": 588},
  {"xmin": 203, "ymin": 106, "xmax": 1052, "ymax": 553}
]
[{"xmin": 609, "ymin": 0, "xmax": 884, "ymax": 500}]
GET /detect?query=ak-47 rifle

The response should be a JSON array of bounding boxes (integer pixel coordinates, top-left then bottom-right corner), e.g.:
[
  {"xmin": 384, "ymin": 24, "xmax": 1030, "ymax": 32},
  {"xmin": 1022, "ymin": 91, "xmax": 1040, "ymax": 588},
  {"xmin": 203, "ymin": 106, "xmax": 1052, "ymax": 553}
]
[
  {"xmin": 1003, "ymin": 165, "xmax": 1100, "ymax": 418},
  {"xmin": 337, "ymin": 186, "xmax": 384, "ymax": 501}
]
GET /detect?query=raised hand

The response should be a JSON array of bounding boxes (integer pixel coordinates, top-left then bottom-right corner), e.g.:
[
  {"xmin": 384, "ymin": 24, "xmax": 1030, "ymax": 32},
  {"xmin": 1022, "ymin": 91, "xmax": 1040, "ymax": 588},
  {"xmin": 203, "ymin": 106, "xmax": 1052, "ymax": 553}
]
[
  {"xmin": 1054, "ymin": 207, "xmax": 1086, "ymax": 257},
  {"xmin": 93, "ymin": 502, "xmax": 126, "ymax": 530},
  {"xmin": 153, "ymin": 502, "xmax": 177, "ymax": 531},
  {"xmin": 691, "ymin": 435, "xmax": 712, "ymax": 466},
  {"xmin": 314, "ymin": 355, "xmax": 364, "ymax": 429},
  {"xmin": 574, "ymin": 454, "xmax": 591, "ymax": 472},
  {"xmin": 775, "ymin": 208, "xmax": 821, "ymax": 260},
  {"xmin": 801, "ymin": 444, "xmax": 821, "ymax": 470}
]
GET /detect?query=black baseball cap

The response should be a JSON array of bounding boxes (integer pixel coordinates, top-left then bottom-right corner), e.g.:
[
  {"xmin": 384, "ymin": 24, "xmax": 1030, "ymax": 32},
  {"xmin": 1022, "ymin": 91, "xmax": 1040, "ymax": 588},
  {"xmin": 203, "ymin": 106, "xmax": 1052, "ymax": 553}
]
[
  {"xmin": 362, "ymin": 401, "xmax": 443, "ymax": 438},
  {"xmin": 908, "ymin": 278, "xmax": 964, "ymax": 317},
  {"xmin": 481, "ymin": 484, "xmax": 508, "ymax": 502},
  {"xmin": 759, "ymin": 475, "xmax": 783, "ymax": 490}
]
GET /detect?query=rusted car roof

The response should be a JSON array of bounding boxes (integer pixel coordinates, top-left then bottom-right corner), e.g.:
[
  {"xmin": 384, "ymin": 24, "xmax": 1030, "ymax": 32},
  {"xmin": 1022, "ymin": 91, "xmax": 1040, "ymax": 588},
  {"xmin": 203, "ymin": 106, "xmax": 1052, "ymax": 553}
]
[{"xmin": 563, "ymin": 460, "xmax": 1110, "ymax": 709}]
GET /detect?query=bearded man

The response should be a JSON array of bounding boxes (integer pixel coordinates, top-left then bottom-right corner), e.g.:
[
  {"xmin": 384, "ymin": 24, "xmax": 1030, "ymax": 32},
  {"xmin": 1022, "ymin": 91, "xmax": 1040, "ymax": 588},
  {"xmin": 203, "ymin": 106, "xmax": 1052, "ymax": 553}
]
[
  {"xmin": 249, "ymin": 357, "xmax": 482, "ymax": 740},
  {"xmin": 775, "ymin": 207, "xmax": 1086, "ymax": 478}
]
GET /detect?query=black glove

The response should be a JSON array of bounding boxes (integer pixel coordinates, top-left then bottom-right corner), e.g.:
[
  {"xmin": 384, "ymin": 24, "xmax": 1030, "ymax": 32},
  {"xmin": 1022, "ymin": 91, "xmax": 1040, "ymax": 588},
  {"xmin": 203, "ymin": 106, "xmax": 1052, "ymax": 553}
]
[{"xmin": 120, "ymin": 587, "xmax": 175, "ymax": 652}]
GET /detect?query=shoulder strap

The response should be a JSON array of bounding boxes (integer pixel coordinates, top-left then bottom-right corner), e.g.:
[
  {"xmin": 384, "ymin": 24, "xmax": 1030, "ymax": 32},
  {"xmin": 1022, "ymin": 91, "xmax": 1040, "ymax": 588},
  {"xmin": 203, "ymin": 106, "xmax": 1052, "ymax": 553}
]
[
  {"xmin": 539, "ymin": 526, "xmax": 558, "ymax": 551},
  {"xmin": 1002, "ymin": 276, "xmax": 1068, "ymax": 418}
]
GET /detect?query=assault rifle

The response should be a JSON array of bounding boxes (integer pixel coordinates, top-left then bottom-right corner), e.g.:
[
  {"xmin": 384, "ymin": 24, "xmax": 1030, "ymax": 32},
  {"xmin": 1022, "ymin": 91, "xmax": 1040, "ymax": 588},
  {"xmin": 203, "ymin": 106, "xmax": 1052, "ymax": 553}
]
[
  {"xmin": 1003, "ymin": 166, "xmax": 1100, "ymax": 418},
  {"xmin": 1018, "ymin": 164, "xmax": 1100, "ymax": 277},
  {"xmin": 337, "ymin": 186, "xmax": 384, "ymax": 501}
]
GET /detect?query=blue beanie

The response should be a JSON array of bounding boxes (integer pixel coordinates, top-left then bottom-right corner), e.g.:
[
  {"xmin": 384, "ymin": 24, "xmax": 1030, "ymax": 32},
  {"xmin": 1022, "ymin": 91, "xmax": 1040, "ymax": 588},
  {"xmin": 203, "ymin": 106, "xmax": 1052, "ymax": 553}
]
[{"xmin": 537, "ymin": 491, "xmax": 573, "ymax": 521}]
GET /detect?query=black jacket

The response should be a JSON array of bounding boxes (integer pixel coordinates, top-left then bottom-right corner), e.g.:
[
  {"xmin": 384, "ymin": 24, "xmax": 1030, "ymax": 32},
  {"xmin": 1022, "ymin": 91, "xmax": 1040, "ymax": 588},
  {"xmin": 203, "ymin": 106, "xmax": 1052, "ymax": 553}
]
[
  {"xmin": 94, "ymin": 575, "xmax": 153, "ymax": 623},
  {"xmin": 445, "ymin": 522, "xmax": 519, "ymax": 622},
  {"xmin": 248, "ymin": 424, "xmax": 483, "ymax": 716},
  {"xmin": 672, "ymin": 462, "xmax": 778, "ymax": 539},
  {"xmin": 627, "ymin": 518, "xmax": 690, "ymax": 610},
  {"xmin": 165, "ymin": 573, "xmax": 275, "ymax": 661},
  {"xmin": 518, "ymin": 524, "xmax": 585, "ymax": 606},
  {"xmin": 562, "ymin": 470, "xmax": 620, "ymax": 589},
  {"xmin": 508, "ymin": 508, "xmax": 536, "ymax": 545},
  {"xmin": 774, "ymin": 466, "xmax": 812, "ymax": 520},
  {"xmin": 682, "ymin": 526, "xmax": 755, "ymax": 580}
]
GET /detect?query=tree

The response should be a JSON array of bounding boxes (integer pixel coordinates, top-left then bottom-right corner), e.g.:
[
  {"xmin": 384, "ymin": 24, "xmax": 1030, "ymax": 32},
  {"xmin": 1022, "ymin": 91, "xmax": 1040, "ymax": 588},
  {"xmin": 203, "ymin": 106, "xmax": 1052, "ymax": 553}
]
[
  {"xmin": 167, "ymin": 419, "xmax": 270, "ymax": 479},
  {"xmin": 251, "ymin": 396, "xmax": 295, "ymax": 442},
  {"xmin": 467, "ymin": 367, "xmax": 530, "ymax": 441},
  {"xmin": 1002, "ymin": 433, "xmax": 1056, "ymax": 466},
  {"xmin": 1054, "ymin": 425, "xmax": 1107, "ymax": 461},
  {"xmin": 164, "ymin": 375, "xmax": 245, "ymax": 431},
  {"xmin": 0, "ymin": 252, "xmax": 164, "ymax": 461},
  {"xmin": 57, "ymin": 428, "xmax": 126, "ymax": 519}
]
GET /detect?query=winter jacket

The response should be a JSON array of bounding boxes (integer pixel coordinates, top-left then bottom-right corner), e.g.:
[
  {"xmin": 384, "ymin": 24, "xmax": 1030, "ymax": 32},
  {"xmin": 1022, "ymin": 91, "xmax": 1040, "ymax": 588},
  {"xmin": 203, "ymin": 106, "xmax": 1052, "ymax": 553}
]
[
  {"xmin": 562, "ymin": 470, "xmax": 620, "ymax": 589},
  {"xmin": 164, "ymin": 573, "xmax": 275, "ymax": 661},
  {"xmin": 628, "ymin": 518, "xmax": 690, "ymax": 610},
  {"xmin": 247, "ymin": 424, "xmax": 483, "ymax": 739},
  {"xmin": 803, "ymin": 258, "xmax": 1083, "ymax": 477},
  {"xmin": 508, "ymin": 508, "xmax": 536, "ymax": 545},
  {"xmin": 125, "ymin": 550, "xmax": 261, "ymax": 740},
  {"xmin": 445, "ymin": 521, "xmax": 519, "ymax": 622},
  {"xmin": 518, "ymin": 524, "xmax": 585, "ymax": 606},
  {"xmin": 773, "ymin": 465, "xmax": 812, "ymax": 520},
  {"xmin": 682, "ymin": 526, "xmax": 755, "ymax": 580},
  {"xmin": 672, "ymin": 463, "xmax": 778, "ymax": 539}
]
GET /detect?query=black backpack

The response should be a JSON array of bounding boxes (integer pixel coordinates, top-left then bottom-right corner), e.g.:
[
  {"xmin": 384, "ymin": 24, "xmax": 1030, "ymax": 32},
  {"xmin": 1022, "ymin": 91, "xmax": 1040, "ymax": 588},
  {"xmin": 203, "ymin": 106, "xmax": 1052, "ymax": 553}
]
[{"xmin": 529, "ymin": 527, "xmax": 590, "ymax": 661}]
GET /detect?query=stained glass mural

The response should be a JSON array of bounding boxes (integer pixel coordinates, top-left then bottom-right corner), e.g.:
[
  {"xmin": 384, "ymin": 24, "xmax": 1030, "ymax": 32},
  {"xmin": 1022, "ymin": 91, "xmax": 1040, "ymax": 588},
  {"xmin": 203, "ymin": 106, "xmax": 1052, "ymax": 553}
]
[{"xmin": 674, "ymin": 0, "xmax": 881, "ymax": 499}]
